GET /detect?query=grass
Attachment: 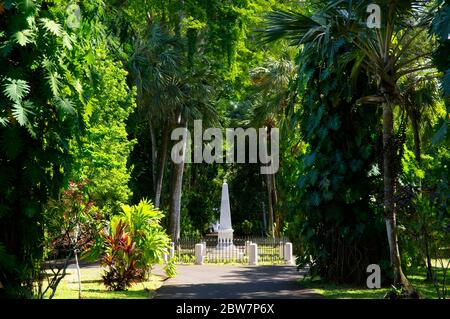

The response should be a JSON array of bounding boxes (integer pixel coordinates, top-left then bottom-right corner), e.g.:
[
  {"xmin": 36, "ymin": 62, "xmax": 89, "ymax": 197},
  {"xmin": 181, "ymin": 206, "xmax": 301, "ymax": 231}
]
[
  {"xmin": 297, "ymin": 265, "xmax": 448, "ymax": 299},
  {"xmin": 45, "ymin": 267, "xmax": 164, "ymax": 299}
]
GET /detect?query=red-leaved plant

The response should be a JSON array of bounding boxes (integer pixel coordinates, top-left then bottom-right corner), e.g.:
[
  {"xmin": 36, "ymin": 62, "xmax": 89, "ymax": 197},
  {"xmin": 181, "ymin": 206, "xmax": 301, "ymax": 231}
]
[{"xmin": 100, "ymin": 220, "xmax": 145, "ymax": 291}]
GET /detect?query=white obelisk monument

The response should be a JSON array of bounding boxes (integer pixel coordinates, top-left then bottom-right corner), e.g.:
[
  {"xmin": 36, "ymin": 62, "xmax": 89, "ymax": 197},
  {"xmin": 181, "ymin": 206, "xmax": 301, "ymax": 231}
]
[{"xmin": 217, "ymin": 180, "xmax": 234, "ymax": 249}]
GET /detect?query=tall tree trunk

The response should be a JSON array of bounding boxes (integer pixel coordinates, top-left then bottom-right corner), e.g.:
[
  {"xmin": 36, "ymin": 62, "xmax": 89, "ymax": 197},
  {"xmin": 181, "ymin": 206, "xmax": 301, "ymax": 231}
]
[
  {"xmin": 169, "ymin": 161, "xmax": 184, "ymax": 241},
  {"xmin": 261, "ymin": 201, "xmax": 267, "ymax": 236},
  {"xmin": 264, "ymin": 125, "xmax": 275, "ymax": 238},
  {"xmin": 155, "ymin": 122, "xmax": 170, "ymax": 208},
  {"xmin": 382, "ymin": 101, "xmax": 411, "ymax": 291},
  {"xmin": 168, "ymin": 121, "xmax": 187, "ymax": 242},
  {"xmin": 411, "ymin": 111, "xmax": 421, "ymax": 163},
  {"xmin": 271, "ymin": 173, "xmax": 280, "ymax": 236},
  {"xmin": 149, "ymin": 121, "xmax": 157, "ymax": 194},
  {"xmin": 266, "ymin": 173, "xmax": 274, "ymax": 238},
  {"xmin": 423, "ymin": 229, "xmax": 434, "ymax": 282}
]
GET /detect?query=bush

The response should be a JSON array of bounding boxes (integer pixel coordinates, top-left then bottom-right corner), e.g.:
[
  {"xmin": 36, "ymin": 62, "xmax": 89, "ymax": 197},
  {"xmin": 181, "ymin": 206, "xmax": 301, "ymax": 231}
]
[
  {"xmin": 241, "ymin": 220, "xmax": 253, "ymax": 236},
  {"xmin": 101, "ymin": 220, "xmax": 145, "ymax": 291},
  {"xmin": 89, "ymin": 199, "xmax": 175, "ymax": 291}
]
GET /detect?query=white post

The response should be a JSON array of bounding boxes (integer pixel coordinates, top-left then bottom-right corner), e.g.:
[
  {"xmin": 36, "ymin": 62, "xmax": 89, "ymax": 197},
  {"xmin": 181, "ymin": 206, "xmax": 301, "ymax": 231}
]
[
  {"xmin": 201, "ymin": 241, "xmax": 207, "ymax": 262},
  {"xmin": 279, "ymin": 241, "xmax": 284, "ymax": 259},
  {"xmin": 245, "ymin": 241, "xmax": 251, "ymax": 255},
  {"xmin": 284, "ymin": 242, "xmax": 294, "ymax": 265},
  {"xmin": 249, "ymin": 243, "xmax": 258, "ymax": 266},
  {"xmin": 201, "ymin": 241, "xmax": 207, "ymax": 255},
  {"xmin": 195, "ymin": 243, "xmax": 204, "ymax": 265},
  {"xmin": 169, "ymin": 242, "xmax": 175, "ymax": 259}
]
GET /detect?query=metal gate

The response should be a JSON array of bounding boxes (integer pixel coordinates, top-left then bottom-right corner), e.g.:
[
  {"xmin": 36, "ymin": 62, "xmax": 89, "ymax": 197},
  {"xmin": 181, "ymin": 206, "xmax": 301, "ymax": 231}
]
[{"xmin": 173, "ymin": 236, "xmax": 289, "ymax": 264}]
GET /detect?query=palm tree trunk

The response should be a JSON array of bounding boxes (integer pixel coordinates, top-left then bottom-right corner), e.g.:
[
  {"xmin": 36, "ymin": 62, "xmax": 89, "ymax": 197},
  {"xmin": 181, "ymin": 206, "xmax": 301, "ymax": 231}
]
[
  {"xmin": 382, "ymin": 101, "xmax": 411, "ymax": 290},
  {"xmin": 271, "ymin": 172, "xmax": 279, "ymax": 236},
  {"xmin": 149, "ymin": 122, "xmax": 157, "ymax": 194},
  {"xmin": 169, "ymin": 161, "xmax": 184, "ymax": 241},
  {"xmin": 266, "ymin": 173, "xmax": 274, "ymax": 238},
  {"xmin": 155, "ymin": 122, "xmax": 170, "ymax": 208},
  {"xmin": 423, "ymin": 229, "xmax": 434, "ymax": 282},
  {"xmin": 411, "ymin": 112, "xmax": 421, "ymax": 163},
  {"xmin": 168, "ymin": 121, "xmax": 187, "ymax": 242}
]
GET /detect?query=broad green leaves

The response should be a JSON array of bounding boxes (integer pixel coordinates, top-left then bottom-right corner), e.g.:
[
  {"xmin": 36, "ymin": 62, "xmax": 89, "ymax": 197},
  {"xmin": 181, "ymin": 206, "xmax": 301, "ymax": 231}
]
[
  {"xmin": 55, "ymin": 97, "xmax": 75, "ymax": 115},
  {"xmin": 12, "ymin": 101, "xmax": 34, "ymax": 126},
  {"xmin": 40, "ymin": 18, "xmax": 61, "ymax": 37},
  {"xmin": 46, "ymin": 72, "xmax": 61, "ymax": 96},
  {"xmin": 3, "ymin": 78, "xmax": 30, "ymax": 103},
  {"xmin": 2, "ymin": 78, "xmax": 34, "ymax": 126},
  {"xmin": 0, "ymin": 117, "xmax": 9, "ymax": 126},
  {"xmin": 14, "ymin": 29, "xmax": 35, "ymax": 46}
]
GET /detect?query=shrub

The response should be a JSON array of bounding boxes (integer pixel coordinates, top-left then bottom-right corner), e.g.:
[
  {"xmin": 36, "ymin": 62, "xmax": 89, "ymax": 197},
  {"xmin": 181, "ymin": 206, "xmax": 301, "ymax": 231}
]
[
  {"xmin": 41, "ymin": 180, "xmax": 99, "ymax": 298},
  {"xmin": 241, "ymin": 220, "xmax": 253, "ymax": 236},
  {"xmin": 89, "ymin": 199, "xmax": 175, "ymax": 291},
  {"xmin": 101, "ymin": 220, "xmax": 145, "ymax": 291}
]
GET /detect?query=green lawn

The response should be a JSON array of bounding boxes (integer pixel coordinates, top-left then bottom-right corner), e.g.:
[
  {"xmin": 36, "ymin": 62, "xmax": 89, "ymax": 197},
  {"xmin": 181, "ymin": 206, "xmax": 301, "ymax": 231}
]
[
  {"xmin": 298, "ymin": 266, "xmax": 447, "ymax": 299},
  {"xmin": 45, "ymin": 267, "xmax": 164, "ymax": 299}
]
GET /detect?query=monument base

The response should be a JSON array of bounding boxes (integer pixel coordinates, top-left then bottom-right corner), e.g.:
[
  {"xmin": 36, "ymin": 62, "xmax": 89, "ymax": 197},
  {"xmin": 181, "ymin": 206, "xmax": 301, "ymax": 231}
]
[{"xmin": 216, "ymin": 228, "xmax": 234, "ymax": 250}]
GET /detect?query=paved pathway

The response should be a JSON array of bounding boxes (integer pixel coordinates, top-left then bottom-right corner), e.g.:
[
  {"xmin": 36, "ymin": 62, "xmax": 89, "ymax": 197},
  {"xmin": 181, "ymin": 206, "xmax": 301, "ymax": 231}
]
[{"xmin": 153, "ymin": 265, "xmax": 320, "ymax": 299}]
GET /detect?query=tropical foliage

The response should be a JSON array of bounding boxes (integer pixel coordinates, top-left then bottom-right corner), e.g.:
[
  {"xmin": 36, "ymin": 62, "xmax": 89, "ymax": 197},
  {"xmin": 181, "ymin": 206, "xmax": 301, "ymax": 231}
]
[
  {"xmin": 89, "ymin": 200, "xmax": 175, "ymax": 291},
  {"xmin": 0, "ymin": 0, "xmax": 449, "ymax": 299}
]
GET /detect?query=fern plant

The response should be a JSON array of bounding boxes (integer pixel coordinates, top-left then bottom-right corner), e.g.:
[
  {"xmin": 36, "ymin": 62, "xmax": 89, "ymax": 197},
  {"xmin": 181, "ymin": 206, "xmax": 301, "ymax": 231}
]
[{"xmin": 0, "ymin": 0, "xmax": 82, "ymax": 297}]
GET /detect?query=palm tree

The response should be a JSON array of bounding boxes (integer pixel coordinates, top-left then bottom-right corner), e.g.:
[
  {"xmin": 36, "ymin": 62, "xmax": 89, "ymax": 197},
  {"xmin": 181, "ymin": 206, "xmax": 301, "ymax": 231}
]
[
  {"xmin": 263, "ymin": 0, "xmax": 438, "ymax": 294},
  {"xmin": 250, "ymin": 55, "xmax": 296, "ymax": 237},
  {"xmin": 168, "ymin": 62, "xmax": 218, "ymax": 241},
  {"xmin": 401, "ymin": 73, "xmax": 440, "ymax": 163},
  {"xmin": 128, "ymin": 21, "xmax": 184, "ymax": 208}
]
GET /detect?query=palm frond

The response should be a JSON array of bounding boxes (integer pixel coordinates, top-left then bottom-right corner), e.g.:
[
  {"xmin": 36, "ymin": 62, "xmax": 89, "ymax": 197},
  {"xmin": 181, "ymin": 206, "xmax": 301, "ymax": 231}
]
[{"xmin": 261, "ymin": 10, "xmax": 321, "ymax": 45}]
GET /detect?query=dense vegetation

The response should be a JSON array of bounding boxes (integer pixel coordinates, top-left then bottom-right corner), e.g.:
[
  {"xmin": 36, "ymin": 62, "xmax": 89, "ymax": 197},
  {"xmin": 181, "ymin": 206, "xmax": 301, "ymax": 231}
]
[{"xmin": 0, "ymin": 0, "xmax": 449, "ymax": 298}]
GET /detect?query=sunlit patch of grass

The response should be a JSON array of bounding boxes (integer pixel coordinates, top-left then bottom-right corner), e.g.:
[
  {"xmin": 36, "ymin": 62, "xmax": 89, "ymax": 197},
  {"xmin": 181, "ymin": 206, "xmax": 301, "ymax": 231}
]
[
  {"xmin": 297, "ymin": 264, "xmax": 448, "ymax": 299},
  {"xmin": 298, "ymin": 278, "xmax": 388, "ymax": 299},
  {"xmin": 45, "ymin": 267, "xmax": 164, "ymax": 299}
]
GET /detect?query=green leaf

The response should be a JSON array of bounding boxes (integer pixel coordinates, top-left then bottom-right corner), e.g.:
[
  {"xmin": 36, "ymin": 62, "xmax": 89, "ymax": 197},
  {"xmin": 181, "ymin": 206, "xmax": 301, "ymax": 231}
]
[
  {"xmin": 12, "ymin": 101, "xmax": 34, "ymax": 126},
  {"xmin": 18, "ymin": 0, "xmax": 36, "ymax": 12},
  {"xmin": 25, "ymin": 123, "xmax": 37, "ymax": 139},
  {"xmin": 56, "ymin": 97, "xmax": 75, "ymax": 115},
  {"xmin": 0, "ymin": 117, "xmax": 9, "ymax": 126},
  {"xmin": 3, "ymin": 78, "xmax": 30, "ymax": 103},
  {"xmin": 14, "ymin": 29, "xmax": 34, "ymax": 46},
  {"xmin": 40, "ymin": 18, "xmax": 61, "ymax": 37},
  {"xmin": 62, "ymin": 32, "xmax": 73, "ymax": 50},
  {"xmin": 47, "ymin": 72, "xmax": 61, "ymax": 96}
]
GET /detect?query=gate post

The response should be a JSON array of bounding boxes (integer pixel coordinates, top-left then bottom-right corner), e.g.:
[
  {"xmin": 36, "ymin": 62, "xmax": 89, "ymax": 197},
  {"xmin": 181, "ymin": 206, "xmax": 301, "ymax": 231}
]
[
  {"xmin": 279, "ymin": 241, "xmax": 284, "ymax": 259},
  {"xmin": 195, "ymin": 243, "xmax": 204, "ymax": 265},
  {"xmin": 245, "ymin": 240, "xmax": 252, "ymax": 255},
  {"xmin": 201, "ymin": 241, "xmax": 207, "ymax": 255},
  {"xmin": 284, "ymin": 242, "xmax": 294, "ymax": 265},
  {"xmin": 249, "ymin": 243, "xmax": 258, "ymax": 266},
  {"xmin": 169, "ymin": 242, "xmax": 175, "ymax": 259}
]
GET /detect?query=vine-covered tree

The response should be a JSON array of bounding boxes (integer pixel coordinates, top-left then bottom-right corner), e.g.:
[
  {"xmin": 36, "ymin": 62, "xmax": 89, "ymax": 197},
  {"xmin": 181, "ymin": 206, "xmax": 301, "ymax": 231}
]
[{"xmin": 0, "ymin": 0, "xmax": 82, "ymax": 297}]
